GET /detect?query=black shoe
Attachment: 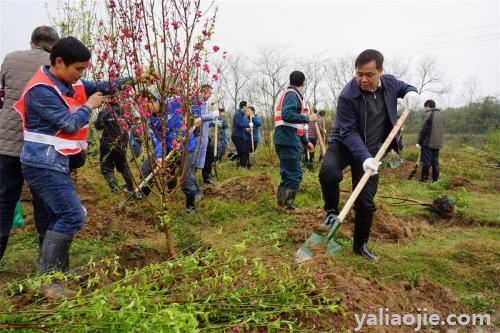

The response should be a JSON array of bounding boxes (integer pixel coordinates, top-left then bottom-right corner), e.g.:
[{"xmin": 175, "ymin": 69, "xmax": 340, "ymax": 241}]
[
  {"xmin": 323, "ymin": 209, "xmax": 339, "ymax": 226},
  {"xmin": 38, "ymin": 231, "xmax": 73, "ymax": 273},
  {"xmin": 0, "ymin": 235, "xmax": 9, "ymax": 261},
  {"xmin": 186, "ymin": 195, "xmax": 196, "ymax": 215},
  {"xmin": 284, "ymin": 188, "xmax": 297, "ymax": 210},
  {"xmin": 204, "ymin": 178, "xmax": 215, "ymax": 185},
  {"xmin": 277, "ymin": 185, "xmax": 286, "ymax": 207},
  {"xmin": 353, "ymin": 242, "xmax": 378, "ymax": 260}
]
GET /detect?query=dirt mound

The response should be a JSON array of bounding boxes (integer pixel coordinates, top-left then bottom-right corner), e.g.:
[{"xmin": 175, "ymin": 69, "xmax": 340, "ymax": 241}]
[
  {"xmin": 305, "ymin": 255, "xmax": 461, "ymax": 330},
  {"xmin": 448, "ymin": 176, "xmax": 482, "ymax": 192},
  {"xmin": 287, "ymin": 206, "xmax": 430, "ymax": 244},
  {"xmin": 117, "ymin": 242, "xmax": 168, "ymax": 269},
  {"xmin": 203, "ymin": 173, "xmax": 275, "ymax": 203},
  {"xmin": 75, "ymin": 178, "xmax": 160, "ymax": 241}
]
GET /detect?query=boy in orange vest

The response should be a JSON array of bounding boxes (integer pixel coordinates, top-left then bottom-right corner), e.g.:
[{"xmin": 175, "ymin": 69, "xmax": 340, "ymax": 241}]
[{"xmin": 15, "ymin": 37, "xmax": 134, "ymax": 298}]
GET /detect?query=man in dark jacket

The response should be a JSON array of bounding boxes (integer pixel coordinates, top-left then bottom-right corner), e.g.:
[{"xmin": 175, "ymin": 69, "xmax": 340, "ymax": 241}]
[
  {"xmin": 274, "ymin": 71, "xmax": 317, "ymax": 210},
  {"xmin": 231, "ymin": 101, "xmax": 250, "ymax": 167},
  {"xmin": 0, "ymin": 26, "xmax": 59, "ymax": 261},
  {"xmin": 94, "ymin": 102, "xmax": 134, "ymax": 194},
  {"xmin": 319, "ymin": 49, "xmax": 419, "ymax": 260},
  {"xmin": 417, "ymin": 99, "xmax": 444, "ymax": 182}
]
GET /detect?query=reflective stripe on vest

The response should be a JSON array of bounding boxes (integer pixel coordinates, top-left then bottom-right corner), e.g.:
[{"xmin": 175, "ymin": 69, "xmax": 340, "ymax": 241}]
[
  {"xmin": 274, "ymin": 88, "xmax": 306, "ymax": 136},
  {"xmin": 13, "ymin": 66, "xmax": 89, "ymax": 155}
]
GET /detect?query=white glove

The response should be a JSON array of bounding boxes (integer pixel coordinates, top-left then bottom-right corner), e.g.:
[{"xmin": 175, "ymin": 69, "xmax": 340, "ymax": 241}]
[
  {"xmin": 212, "ymin": 109, "xmax": 219, "ymax": 118},
  {"xmin": 403, "ymin": 91, "xmax": 420, "ymax": 111},
  {"xmin": 363, "ymin": 158, "xmax": 382, "ymax": 176},
  {"xmin": 416, "ymin": 144, "xmax": 421, "ymax": 148},
  {"xmin": 249, "ymin": 122, "xmax": 254, "ymax": 128},
  {"xmin": 303, "ymin": 124, "xmax": 309, "ymax": 131}
]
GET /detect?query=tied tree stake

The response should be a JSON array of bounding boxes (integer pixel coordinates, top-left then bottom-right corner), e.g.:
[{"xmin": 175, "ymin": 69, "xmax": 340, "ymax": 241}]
[{"xmin": 94, "ymin": 0, "xmax": 222, "ymax": 257}]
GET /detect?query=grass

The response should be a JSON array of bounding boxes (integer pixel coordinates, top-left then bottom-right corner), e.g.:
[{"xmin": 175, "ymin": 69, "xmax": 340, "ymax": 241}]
[{"xmin": 0, "ymin": 135, "xmax": 498, "ymax": 330}]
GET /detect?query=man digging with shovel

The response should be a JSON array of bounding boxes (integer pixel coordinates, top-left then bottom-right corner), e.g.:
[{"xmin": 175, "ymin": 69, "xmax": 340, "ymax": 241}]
[{"xmin": 318, "ymin": 49, "xmax": 419, "ymax": 260}]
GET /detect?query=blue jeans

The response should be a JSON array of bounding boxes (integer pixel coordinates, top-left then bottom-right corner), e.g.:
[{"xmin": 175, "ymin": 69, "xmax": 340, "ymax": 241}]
[
  {"xmin": 22, "ymin": 165, "xmax": 85, "ymax": 236},
  {"xmin": 0, "ymin": 154, "xmax": 24, "ymax": 237},
  {"xmin": 275, "ymin": 144, "xmax": 303, "ymax": 190},
  {"xmin": 421, "ymin": 146, "xmax": 440, "ymax": 181}
]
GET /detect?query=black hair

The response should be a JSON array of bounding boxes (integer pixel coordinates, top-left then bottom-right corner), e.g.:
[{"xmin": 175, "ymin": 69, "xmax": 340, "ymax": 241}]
[
  {"xmin": 290, "ymin": 71, "xmax": 305, "ymax": 87},
  {"xmin": 201, "ymin": 84, "xmax": 213, "ymax": 90},
  {"xmin": 31, "ymin": 26, "xmax": 59, "ymax": 50},
  {"xmin": 319, "ymin": 110, "xmax": 326, "ymax": 117},
  {"xmin": 50, "ymin": 36, "xmax": 91, "ymax": 66},
  {"xmin": 239, "ymin": 101, "xmax": 247, "ymax": 109},
  {"xmin": 355, "ymin": 49, "xmax": 384, "ymax": 70},
  {"xmin": 248, "ymin": 106, "xmax": 255, "ymax": 112},
  {"xmin": 218, "ymin": 108, "xmax": 225, "ymax": 112},
  {"xmin": 424, "ymin": 99, "xmax": 436, "ymax": 108}
]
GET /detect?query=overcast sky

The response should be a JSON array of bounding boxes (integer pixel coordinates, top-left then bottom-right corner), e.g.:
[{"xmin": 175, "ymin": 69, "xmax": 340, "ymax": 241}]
[{"xmin": 1, "ymin": 0, "xmax": 499, "ymax": 106}]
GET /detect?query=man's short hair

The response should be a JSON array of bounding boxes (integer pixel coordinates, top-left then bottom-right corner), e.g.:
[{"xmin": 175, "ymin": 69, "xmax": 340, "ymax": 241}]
[
  {"xmin": 290, "ymin": 71, "xmax": 305, "ymax": 87},
  {"xmin": 424, "ymin": 99, "xmax": 436, "ymax": 108},
  {"xmin": 50, "ymin": 36, "xmax": 91, "ymax": 66},
  {"xmin": 319, "ymin": 110, "xmax": 326, "ymax": 117},
  {"xmin": 355, "ymin": 49, "xmax": 384, "ymax": 70},
  {"xmin": 218, "ymin": 108, "xmax": 225, "ymax": 112},
  {"xmin": 239, "ymin": 101, "xmax": 247, "ymax": 109},
  {"xmin": 31, "ymin": 26, "xmax": 59, "ymax": 49},
  {"xmin": 201, "ymin": 84, "xmax": 212, "ymax": 90},
  {"xmin": 248, "ymin": 106, "xmax": 255, "ymax": 112}
]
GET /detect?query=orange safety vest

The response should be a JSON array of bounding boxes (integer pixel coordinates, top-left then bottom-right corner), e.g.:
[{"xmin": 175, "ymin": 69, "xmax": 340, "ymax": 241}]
[
  {"xmin": 274, "ymin": 88, "xmax": 306, "ymax": 136},
  {"xmin": 13, "ymin": 66, "xmax": 89, "ymax": 156}
]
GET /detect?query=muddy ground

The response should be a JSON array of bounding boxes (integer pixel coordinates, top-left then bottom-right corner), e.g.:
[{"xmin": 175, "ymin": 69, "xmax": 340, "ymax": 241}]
[
  {"xmin": 287, "ymin": 205, "xmax": 432, "ymax": 245},
  {"xmin": 203, "ymin": 173, "xmax": 275, "ymax": 203}
]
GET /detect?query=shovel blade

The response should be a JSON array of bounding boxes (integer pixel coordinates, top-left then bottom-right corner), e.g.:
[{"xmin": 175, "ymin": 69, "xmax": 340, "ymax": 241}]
[
  {"xmin": 295, "ymin": 232, "xmax": 327, "ymax": 263},
  {"xmin": 325, "ymin": 239, "xmax": 343, "ymax": 256}
]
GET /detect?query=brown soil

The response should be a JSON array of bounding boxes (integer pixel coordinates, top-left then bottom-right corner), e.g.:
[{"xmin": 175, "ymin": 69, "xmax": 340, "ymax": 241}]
[
  {"xmin": 116, "ymin": 242, "xmax": 168, "ymax": 269},
  {"xmin": 203, "ymin": 173, "xmax": 275, "ymax": 203},
  {"xmin": 287, "ymin": 205, "xmax": 431, "ymax": 244},
  {"xmin": 75, "ymin": 178, "xmax": 160, "ymax": 241},
  {"xmin": 448, "ymin": 176, "xmax": 483, "ymax": 192},
  {"xmin": 304, "ymin": 254, "xmax": 462, "ymax": 332}
]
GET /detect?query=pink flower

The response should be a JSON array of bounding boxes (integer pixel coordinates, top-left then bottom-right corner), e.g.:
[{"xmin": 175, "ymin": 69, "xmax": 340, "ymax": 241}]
[
  {"xmin": 212, "ymin": 45, "xmax": 220, "ymax": 52},
  {"xmin": 162, "ymin": 20, "xmax": 169, "ymax": 28},
  {"xmin": 202, "ymin": 64, "xmax": 210, "ymax": 73},
  {"xmin": 212, "ymin": 74, "xmax": 218, "ymax": 81},
  {"xmin": 171, "ymin": 21, "xmax": 179, "ymax": 30},
  {"xmin": 217, "ymin": 67, "xmax": 222, "ymax": 74}
]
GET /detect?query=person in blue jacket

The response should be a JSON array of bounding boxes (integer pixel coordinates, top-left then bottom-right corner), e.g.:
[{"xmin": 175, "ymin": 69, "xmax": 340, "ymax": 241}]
[
  {"xmin": 182, "ymin": 84, "xmax": 218, "ymax": 215},
  {"xmin": 141, "ymin": 96, "xmax": 195, "ymax": 197},
  {"xmin": 244, "ymin": 106, "xmax": 261, "ymax": 157},
  {"xmin": 319, "ymin": 49, "xmax": 420, "ymax": 260},
  {"xmin": 17, "ymin": 37, "xmax": 135, "ymax": 297},
  {"xmin": 273, "ymin": 71, "xmax": 317, "ymax": 210},
  {"xmin": 231, "ymin": 101, "xmax": 250, "ymax": 167}
]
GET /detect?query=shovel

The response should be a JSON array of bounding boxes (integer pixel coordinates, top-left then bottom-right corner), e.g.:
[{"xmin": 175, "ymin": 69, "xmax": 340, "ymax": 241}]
[
  {"xmin": 296, "ymin": 107, "xmax": 412, "ymax": 263},
  {"xmin": 118, "ymin": 126, "xmax": 195, "ymax": 208},
  {"xmin": 408, "ymin": 149, "xmax": 421, "ymax": 180}
]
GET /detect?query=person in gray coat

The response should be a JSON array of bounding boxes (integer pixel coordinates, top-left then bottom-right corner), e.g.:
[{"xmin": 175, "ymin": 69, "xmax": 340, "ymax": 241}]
[
  {"xmin": 183, "ymin": 84, "xmax": 218, "ymax": 215},
  {"xmin": 0, "ymin": 26, "xmax": 59, "ymax": 261},
  {"xmin": 417, "ymin": 99, "xmax": 445, "ymax": 182}
]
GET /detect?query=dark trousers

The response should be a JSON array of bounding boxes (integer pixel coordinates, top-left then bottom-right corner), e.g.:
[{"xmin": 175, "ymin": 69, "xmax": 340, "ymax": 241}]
[
  {"xmin": 319, "ymin": 142, "xmax": 378, "ymax": 243},
  {"xmin": 303, "ymin": 138, "xmax": 317, "ymax": 163},
  {"xmin": 22, "ymin": 165, "xmax": 85, "ymax": 237},
  {"xmin": 99, "ymin": 139, "xmax": 134, "ymax": 191},
  {"xmin": 231, "ymin": 135, "xmax": 249, "ymax": 168},
  {"xmin": 139, "ymin": 158, "xmax": 178, "ymax": 197},
  {"xmin": 202, "ymin": 138, "xmax": 215, "ymax": 181},
  {"xmin": 275, "ymin": 144, "xmax": 303, "ymax": 190},
  {"xmin": 0, "ymin": 155, "xmax": 23, "ymax": 237},
  {"xmin": 421, "ymin": 146, "xmax": 440, "ymax": 181}
]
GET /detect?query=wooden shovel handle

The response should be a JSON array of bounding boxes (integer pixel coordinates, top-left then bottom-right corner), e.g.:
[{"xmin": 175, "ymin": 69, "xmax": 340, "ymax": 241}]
[
  {"xmin": 337, "ymin": 108, "xmax": 411, "ymax": 223},
  {"xmin": 308, "ymin": 102, "xmax": 326, "ymax": 156}
]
